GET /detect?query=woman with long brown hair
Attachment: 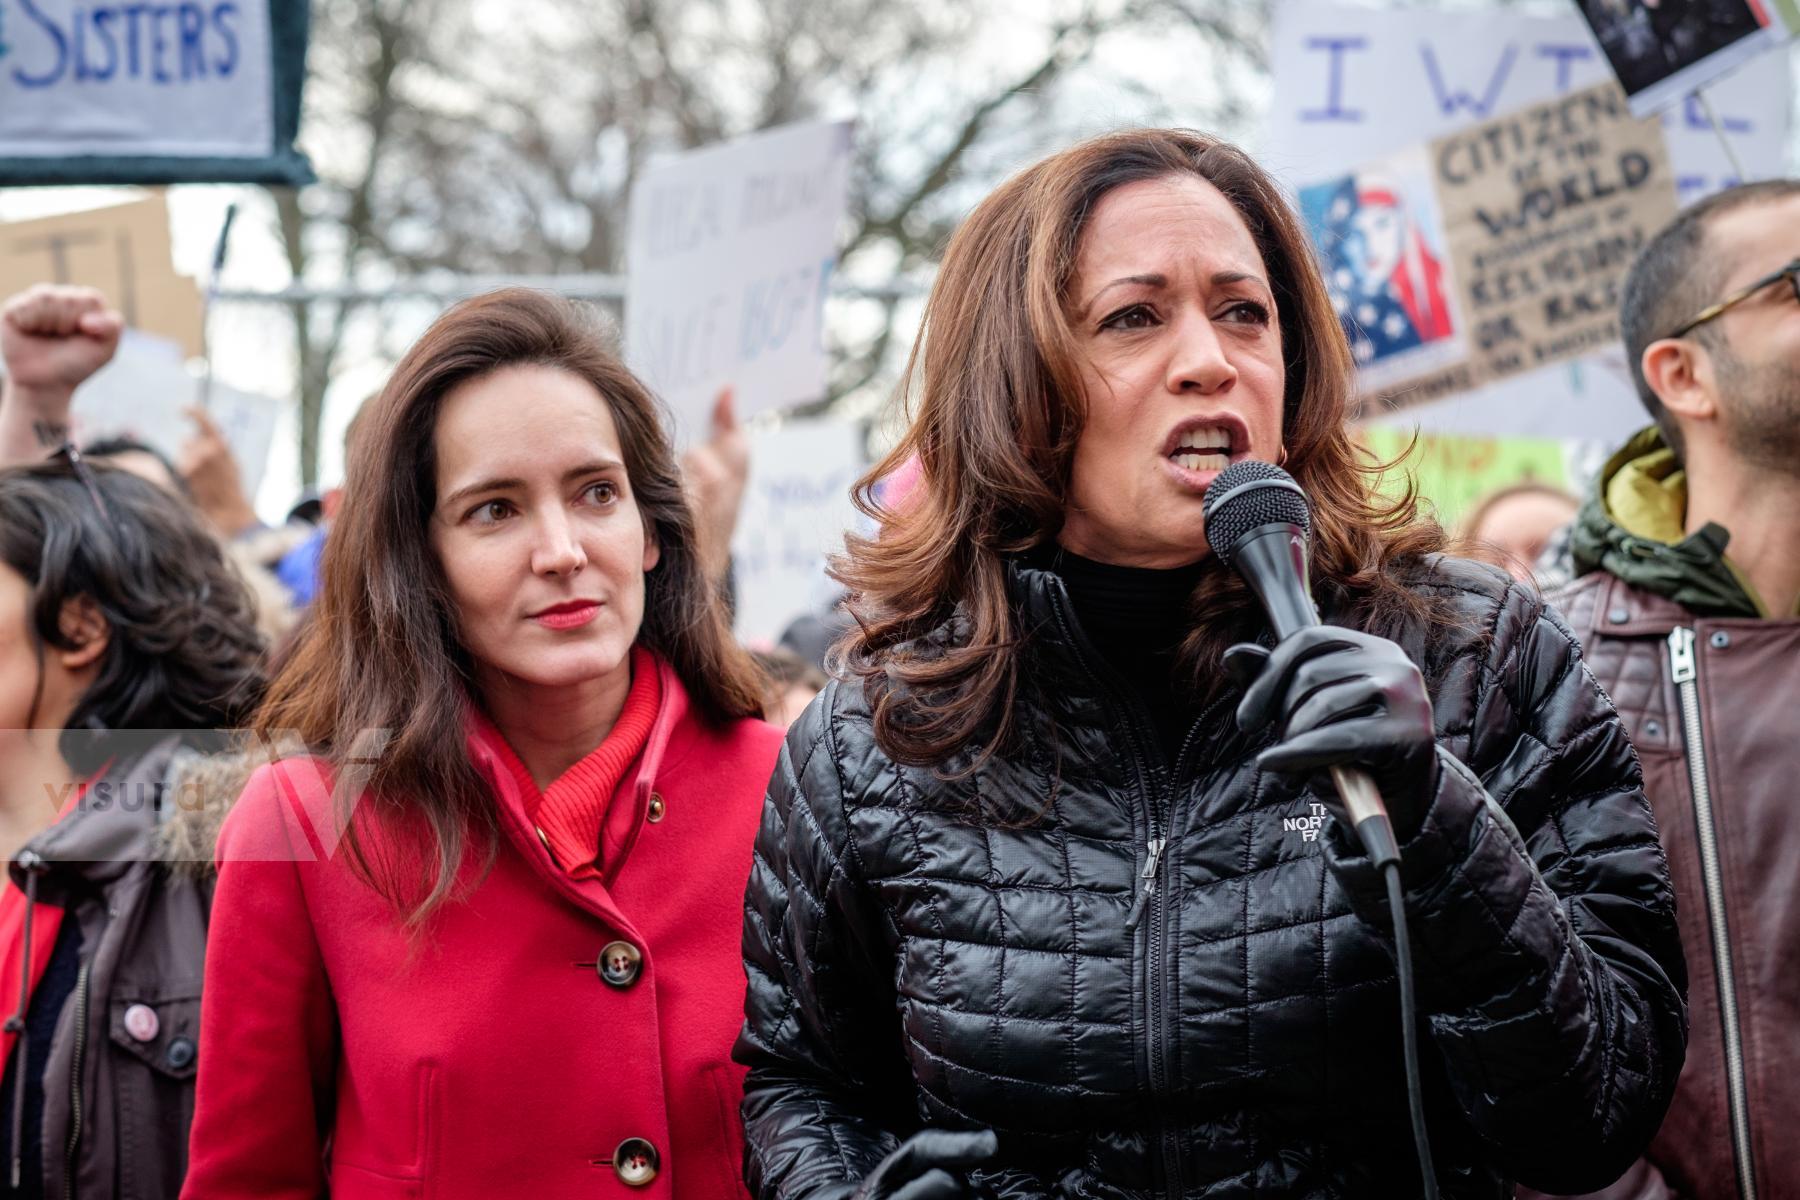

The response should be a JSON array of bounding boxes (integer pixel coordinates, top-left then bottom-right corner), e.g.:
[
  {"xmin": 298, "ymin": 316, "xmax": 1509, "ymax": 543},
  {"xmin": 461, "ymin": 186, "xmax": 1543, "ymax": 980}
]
[
  {"xmin": 737, "ymin": 130, "xmax": 1686, "ymax": 1198},
  {"xmin": 182, "ymin": 289, "xmax": 781, "ymax": 1199}
]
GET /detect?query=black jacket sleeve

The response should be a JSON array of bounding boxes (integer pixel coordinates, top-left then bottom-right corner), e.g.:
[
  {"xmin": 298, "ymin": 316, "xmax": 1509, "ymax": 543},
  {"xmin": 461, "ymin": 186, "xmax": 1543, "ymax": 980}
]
[
  {"xmin": 735, "ymin": 684, "xmax": 917, "ymax": 1200},
  {"xmin": 1323, "ymin": 581, "xmax": 1688, "ymax": 1193}
]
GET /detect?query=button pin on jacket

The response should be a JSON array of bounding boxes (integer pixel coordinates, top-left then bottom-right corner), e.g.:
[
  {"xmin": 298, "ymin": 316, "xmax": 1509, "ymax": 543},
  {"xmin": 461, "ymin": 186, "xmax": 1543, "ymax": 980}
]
[{"xmin": 123, "ymin": 1003, "xmax": 159, "ymax": 1043}]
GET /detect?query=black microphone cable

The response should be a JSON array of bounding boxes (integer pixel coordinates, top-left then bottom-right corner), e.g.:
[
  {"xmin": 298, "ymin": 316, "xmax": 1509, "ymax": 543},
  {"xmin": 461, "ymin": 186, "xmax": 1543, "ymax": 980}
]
[{"xmin": 1204, "ymin": 460, "xmax": 1439, "ymax": 1200}]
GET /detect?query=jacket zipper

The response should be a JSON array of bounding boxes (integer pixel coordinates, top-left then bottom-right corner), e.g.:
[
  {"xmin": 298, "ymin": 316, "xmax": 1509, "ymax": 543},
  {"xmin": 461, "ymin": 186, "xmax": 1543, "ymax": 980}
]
[
  {"xmin": 63, "ymin": 964, "xmax": 90, "ymax": 1200},
  {"xmin": 1668, "ymin": 626, "xmax": 1756, "ymax": 1200},
  {"xmin": 63, "ymin": 959, "xmax": 89, "ymax": 1200},
  {"xmin": 1048, "ymin": 588, "xmax": 1190, "ymax": 1198}
]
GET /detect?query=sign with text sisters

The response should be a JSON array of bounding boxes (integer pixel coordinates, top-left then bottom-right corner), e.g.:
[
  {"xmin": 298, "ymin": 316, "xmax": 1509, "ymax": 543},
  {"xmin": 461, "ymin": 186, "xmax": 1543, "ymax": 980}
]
[
  {"xmin": 0, "ymin": 0, "xmax": 311, "ymax": 185},
  {"xmin": 1301, "ymin": 82, "xmax": 1677, "ymax": 414}
]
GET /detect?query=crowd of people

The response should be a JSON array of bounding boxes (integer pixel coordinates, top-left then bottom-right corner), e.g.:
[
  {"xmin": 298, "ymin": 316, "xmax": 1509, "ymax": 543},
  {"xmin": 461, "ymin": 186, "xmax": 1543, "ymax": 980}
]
[{"xmin": 0, "ymin": 130, "xmax": 1791, "ymax": 1200}]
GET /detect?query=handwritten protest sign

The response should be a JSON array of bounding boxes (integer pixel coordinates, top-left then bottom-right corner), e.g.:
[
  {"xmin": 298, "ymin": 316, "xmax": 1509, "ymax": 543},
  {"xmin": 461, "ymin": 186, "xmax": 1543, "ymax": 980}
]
[
  {"xmin": 625, "ymin": 119, "xmax": 853, "ymax": 443},
  {"xmin": 0, "ymin": 195, "xmax": 205, "ymax": 355},
  {"xmin": 1573, "ymin": 0, "xmax": 1790, "ymax": 117},
  {"xmin": 64, "ymin": 330, "xmax": 279, "ymax": 494},
  {"xmin": 1433, "ymin": 84, "xmax": 1675, "ymax": 386},
  {"xmin": 730, "ymin": 419, "xmax": 863, "ymax": 645},
  {"xmin": 1302, "ymin": 83, "xmax": 1678, "ymax": 414},
  {"xmin": 0, "ymin": 0, "xmax": 311, "ymax": 185},
  {"xmin": 1267, "ymin": 1, "xmax": 1789, "ymax": 205}
]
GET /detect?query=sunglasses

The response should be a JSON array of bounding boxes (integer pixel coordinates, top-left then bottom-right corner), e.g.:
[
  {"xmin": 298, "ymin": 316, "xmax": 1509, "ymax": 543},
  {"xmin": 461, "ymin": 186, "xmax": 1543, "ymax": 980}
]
[
  {"xmin": 51, "ymin": 443, "xmax": 112, "ymax": 520},
  {"xmin": 1666, "ymin": 258, "xmax": 1800, "ymax": 341}
]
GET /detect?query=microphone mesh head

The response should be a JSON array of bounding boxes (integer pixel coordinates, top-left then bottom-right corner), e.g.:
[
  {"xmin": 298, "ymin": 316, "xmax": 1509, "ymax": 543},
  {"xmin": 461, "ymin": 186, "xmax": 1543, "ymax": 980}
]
[{"xmin": 1202, "ymin": 459, "xmax": 1311, "ymax": 569}]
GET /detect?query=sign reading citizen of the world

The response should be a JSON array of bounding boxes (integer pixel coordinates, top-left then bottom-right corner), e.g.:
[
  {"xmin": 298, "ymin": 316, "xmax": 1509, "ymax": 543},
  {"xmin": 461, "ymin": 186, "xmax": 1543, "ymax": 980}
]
[{"xmin": 0, "ymin": 0, "xmax": 311, "ymax": 185}]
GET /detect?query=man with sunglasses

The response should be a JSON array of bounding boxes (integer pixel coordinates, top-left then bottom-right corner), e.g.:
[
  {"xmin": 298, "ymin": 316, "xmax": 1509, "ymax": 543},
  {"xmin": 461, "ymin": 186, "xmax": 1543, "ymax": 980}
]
[{"xmin": 1539, "ymin": 180, "xmax": 1800, "ymax": 1200}]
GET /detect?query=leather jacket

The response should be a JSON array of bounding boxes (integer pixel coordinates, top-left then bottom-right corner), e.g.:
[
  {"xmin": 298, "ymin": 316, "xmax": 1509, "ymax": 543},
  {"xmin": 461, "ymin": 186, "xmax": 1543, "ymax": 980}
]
[
  {"xmin": 737, "ymin": 555, "xmax": 1687, "ymax": 1199},
  {"xmin": 1554, "ymin": 571, "xmax": 1800, "ymax": 1200}
]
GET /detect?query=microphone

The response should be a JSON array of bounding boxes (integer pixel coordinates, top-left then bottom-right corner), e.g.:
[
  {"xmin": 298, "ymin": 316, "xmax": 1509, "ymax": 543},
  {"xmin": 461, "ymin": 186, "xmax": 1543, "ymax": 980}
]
[{"xmin": 1202, "ymin": 459, "xmax": 1399, "ymax": 869}]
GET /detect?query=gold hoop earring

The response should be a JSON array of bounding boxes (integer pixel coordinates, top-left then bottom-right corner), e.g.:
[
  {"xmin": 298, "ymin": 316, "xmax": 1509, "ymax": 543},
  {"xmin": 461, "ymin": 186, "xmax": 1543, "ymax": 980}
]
[{"xmin": 1276, "ymin": 446, "xmax": 1289, "ymax": 468}]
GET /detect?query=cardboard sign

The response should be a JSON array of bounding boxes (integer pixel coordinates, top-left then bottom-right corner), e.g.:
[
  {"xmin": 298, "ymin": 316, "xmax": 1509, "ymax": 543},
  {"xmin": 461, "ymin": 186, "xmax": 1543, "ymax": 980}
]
[
  {"xmin": 0, "ymin": 195, "xmax": 205, "ymax": 356},
  {"xmin": 67, "ymin": 331, "xmax": 279, "ymax": 495},
  {"xmin": 1432, "ymin": 84, "xmax": 1677, "ymax": 386},
  {"xmin": 625, "ymin": 119, "xmax": 854, "ymax": 443},
  {"xmin": 1573, "ymin": 0, "xmax": 1791, "ymax": 117},
  {"xmin": 0, "ymin": 0, "xmax": 311, "ymax": 184},
  {"xmin": 729, "ymin": 419, "xmax": 863, "ymax": 645}
]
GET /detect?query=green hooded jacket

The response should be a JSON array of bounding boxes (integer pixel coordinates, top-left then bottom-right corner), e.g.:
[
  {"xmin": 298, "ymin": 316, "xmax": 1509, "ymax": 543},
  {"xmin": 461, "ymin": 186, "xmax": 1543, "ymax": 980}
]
[{"xmin": 1569, "ymin": 425, "xmax": 1787, "ymax": 618}]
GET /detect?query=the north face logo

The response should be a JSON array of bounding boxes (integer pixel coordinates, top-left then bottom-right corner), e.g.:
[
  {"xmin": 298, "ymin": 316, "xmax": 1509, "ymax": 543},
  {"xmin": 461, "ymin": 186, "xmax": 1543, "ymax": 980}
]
[{"xmin": 1282, "ymin": 802, "xmax": 1328, "ymax": 842}]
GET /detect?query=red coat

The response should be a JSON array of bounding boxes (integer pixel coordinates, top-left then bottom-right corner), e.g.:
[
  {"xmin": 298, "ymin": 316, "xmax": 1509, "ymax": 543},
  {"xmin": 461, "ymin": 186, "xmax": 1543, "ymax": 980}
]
[{"xmin": 182, "ymin": 658, "xmax": 783, "ymax": 1199}]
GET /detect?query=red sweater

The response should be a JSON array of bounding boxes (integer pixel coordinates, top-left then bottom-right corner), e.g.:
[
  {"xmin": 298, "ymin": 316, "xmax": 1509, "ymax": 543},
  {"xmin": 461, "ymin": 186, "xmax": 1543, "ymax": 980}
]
[{"xmin": 182, "ymin": 656, "xmax": 783, "ymax": 1199}]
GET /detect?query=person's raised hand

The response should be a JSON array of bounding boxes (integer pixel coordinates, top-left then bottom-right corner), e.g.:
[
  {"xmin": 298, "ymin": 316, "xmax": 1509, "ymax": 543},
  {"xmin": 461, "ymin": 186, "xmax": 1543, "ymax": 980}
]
[
  {"xmin": 849, "ymin": 1130, "xmax": 998, "ymax": 1200},
  {"xmin": 680, "ymin": 386, "xmax": 751, "ymax": 583},
  {"xmin": 1229, "ymin": 626, "xmax": 1439, "ymax": 841},
  {"xmin": 1, "ymin": 284, "xmax": 124, "ymax": 398},
  {"xmin": 179, "ymin": 405, "xmax": 259, "ymax": 537}
]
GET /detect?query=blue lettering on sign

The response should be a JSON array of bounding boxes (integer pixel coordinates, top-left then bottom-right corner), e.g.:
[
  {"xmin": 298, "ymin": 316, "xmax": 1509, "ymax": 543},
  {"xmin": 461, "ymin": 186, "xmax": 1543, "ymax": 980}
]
[
  {"xmin": 1420, "ymin": 42, "xmax": 1517, "ymax": 118},
  {"xmin": 741, "ymin": 261, "xmax": 824, "ymax": 362},
  {"xmin": 212, "ymin": 1, "xmax": 235, "ymax": 75},
  {"xmin": 1534, "ymin": 42, "xmax": 1592, "ymax": 93},
  {"xmin": 1298, "ymin": 35, "xmax": 1365, "ymax": 123},
  {"xmin": 11, "ymin": 0, "xmax": 69, "ymax": 88},
  {"xmin": 88, "ymin": 8, "xmax": 119, "ymax": 78},
  {"xmin": 178, "ymin": 1, "xmax": 203, "ymax": 77},
  {"xmin": 1678, "ymin": 174, "xmax": 1740, "ymax": 197},
  {"xmin": 1674, "ymin": 93, "xmax": 1750, "ymax": 134},
  {"xmin": 6, "ymin": 0, "xmax": 242, "ymax": 87}
]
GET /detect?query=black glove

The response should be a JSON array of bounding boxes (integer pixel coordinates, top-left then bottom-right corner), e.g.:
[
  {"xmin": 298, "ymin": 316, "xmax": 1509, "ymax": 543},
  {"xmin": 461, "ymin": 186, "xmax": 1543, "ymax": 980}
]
[
  {"xmin": 1226, "ymin": 626, "xmax": 1439, "ymax": 841},
  {"xmin": 849, "ymin": 1130, "xmax": 998, "ymax": 1200}
]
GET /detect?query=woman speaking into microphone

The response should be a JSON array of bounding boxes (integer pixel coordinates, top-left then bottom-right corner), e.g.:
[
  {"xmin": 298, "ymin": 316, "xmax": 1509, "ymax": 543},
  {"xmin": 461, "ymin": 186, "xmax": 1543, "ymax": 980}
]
[{"xmin": 736, "ymin": 129, "xmax": 1685, "ymax": 1198}]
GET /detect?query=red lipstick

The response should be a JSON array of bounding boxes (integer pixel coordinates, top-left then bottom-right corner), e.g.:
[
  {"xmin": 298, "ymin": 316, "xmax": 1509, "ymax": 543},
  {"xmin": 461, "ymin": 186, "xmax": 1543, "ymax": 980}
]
[{"xmin": 531, "ymin": 600, "xmax": 600, "ymax": 630}]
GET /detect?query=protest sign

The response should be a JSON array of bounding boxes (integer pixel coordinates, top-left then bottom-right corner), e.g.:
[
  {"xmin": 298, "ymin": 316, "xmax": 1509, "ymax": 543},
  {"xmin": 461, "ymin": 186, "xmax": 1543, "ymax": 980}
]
[
  {"xmin": 65, "ymin": 330, "xmax": 279, "ymax": 494},
  {"xmin": 0, "ymin": 0, "xmax": 311, "ymax": 185},
  {"xmin": 1302, "ymin": 82, "xmax": 1678, "ymax": 414},
  {"xmin": 730, "ymin": 419, "xmax": 862, "ymax": 645},
  {"xmin": 1267, "ymin": 1, "xmax": 1789, "ymax": 204},
  {"xmin": 625, "ymin": 119, "xmax": 854, "ymax": 443},
  {"xmin": 1363, "ymin": 427, "xmax": 1571, "ymax": 529},
  {"xmin": 1431, "ymin": 84, "xmax": 1676, "ymax": 385},
  {"xmin": 1573, "ymin": 0, "xmax": 1790, "ymax": 117},
  {"xmin": 0, "ymin": 194, "xmax": 205, "ymax": 355}
]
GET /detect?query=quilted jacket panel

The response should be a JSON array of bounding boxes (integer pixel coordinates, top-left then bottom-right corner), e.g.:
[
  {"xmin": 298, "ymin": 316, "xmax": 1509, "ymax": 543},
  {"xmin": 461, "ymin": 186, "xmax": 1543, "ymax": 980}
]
[{"xmin": 737, "ymin": 556, "xmax": 1687, "ymax": 1199}]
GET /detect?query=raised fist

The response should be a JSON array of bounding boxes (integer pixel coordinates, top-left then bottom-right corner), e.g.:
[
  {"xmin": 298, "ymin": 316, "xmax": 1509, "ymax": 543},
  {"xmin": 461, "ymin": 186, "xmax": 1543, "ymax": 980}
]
[{"xmin": 1, "ymin": 284, "xmax": 125, "ymax": 396}]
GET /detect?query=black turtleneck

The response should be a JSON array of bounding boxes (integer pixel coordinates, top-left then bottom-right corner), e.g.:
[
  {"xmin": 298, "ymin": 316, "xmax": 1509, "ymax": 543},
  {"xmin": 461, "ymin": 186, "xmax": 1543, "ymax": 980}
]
[{"xmin": 1038, "ymin": 546, "xmax": 1207, "ymax": 761}]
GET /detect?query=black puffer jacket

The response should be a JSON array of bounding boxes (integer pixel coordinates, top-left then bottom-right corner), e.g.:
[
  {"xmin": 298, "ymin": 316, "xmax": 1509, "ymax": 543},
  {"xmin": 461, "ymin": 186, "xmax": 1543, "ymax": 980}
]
[{"xmin": 737, "ymin": 556, "xmax": 1686, "ymax": 1199}]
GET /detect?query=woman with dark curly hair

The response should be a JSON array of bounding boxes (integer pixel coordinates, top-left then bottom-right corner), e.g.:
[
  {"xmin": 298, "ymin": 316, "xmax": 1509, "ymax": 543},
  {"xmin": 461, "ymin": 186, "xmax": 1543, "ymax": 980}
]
[
  {"xmin": 736, "ymin": 129, "xmax": 1687, "ymax": 1198},
  {"xmin": 0, "ymin": 452, "xmax": 265, "ymax": 1198}
]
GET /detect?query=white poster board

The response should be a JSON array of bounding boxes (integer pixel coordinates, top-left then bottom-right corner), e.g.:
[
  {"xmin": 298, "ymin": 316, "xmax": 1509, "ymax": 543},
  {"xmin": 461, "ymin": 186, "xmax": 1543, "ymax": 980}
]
[
  {"xmin": 65, "ymin": 331, "xmax": 279, "ymax": 495},
  {"xmin": 1267, "ymin": 0, "xmax": 1790, "ymax": 206},
  {"xmin": 625, "ymin": 119, "xmax": 854, "ymax": 443},
  {"xmin": 730, "ymin": 420, "xmax": 862, "ymax": 645},
  {"xmin": 1266, "ymin": 0, "xmax": 1792, "ymax": 443},
  {"xmin": 0, "ymin": 0, "xmax": 274, "ymax": 158}
]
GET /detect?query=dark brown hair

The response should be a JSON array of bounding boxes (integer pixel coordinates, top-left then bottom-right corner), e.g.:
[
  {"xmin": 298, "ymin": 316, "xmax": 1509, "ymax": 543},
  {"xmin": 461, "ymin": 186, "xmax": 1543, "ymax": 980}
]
[
  {"xmin": 0, "ymin": 458, "xmax": 266, "ymax": 773},
  {"xmin": 256, "ymin": 288, "xmax": 765, "ymax": 922},
  {"xmin": 835, "ymin": 128, "xmax": 1448, "ymax": 770},
  {"xmin": 1619, "ymin": 178, "xmax": 1800, "ymax": 463}
]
